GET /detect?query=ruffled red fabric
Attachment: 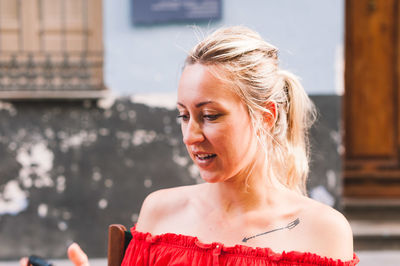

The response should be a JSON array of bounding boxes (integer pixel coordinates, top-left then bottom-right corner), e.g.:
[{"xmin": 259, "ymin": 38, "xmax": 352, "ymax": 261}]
[{"xmin": 121, "ymin": 226, "xmax": 359, "ymax": 266}]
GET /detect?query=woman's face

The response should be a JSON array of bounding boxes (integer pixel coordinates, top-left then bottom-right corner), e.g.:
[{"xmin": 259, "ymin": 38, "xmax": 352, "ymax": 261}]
[{"xmin": 177, "ymin": 64, "xmax": 261, "ymax": 183}]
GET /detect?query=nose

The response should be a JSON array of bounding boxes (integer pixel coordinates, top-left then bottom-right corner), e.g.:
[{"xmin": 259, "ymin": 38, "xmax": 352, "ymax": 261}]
[{"xmin": 182, "ymin": 119, "xmax": 204, "ymax": 145}]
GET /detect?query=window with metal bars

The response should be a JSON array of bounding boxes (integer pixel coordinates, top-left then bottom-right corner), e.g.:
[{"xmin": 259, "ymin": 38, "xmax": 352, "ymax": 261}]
[{"xmin": 0, "ymin": 0, "xmax": 105, "ymax": 99}]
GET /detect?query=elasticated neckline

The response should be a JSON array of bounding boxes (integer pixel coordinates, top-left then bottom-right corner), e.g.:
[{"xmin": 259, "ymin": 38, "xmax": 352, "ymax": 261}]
[{"xmin": 126, "ymin": 225, "xmax": 359, "ymax": 266}]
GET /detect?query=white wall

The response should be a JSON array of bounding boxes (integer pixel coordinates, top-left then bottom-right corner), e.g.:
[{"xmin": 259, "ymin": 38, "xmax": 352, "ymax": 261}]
[{"xmin": 104, "ymin": 0, "xmax": 344, "ymax": 96}]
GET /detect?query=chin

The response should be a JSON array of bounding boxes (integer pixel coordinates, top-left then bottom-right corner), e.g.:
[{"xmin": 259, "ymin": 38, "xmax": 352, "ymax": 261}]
[
  {"xmin": 202, "ymin": 178, "xmax": 220, "ymax": 184},
  {"xmin": 199, "ymin": 173, "xmax": 222, "ymax": 183},
  {"xmin": 199, "ymin": 171, "xmax": 229, "ymax": 184}
]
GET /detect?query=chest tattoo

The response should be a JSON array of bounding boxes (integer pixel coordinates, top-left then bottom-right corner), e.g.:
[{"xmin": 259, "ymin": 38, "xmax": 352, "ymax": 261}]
[{"xmin": 242, "ymin": 218, "xmax": 300, "ymax": 243}]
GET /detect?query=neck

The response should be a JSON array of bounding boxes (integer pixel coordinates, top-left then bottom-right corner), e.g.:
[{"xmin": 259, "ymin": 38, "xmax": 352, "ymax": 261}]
[{"xmin": 205, "ymin": 155, "xmax": 286, "ymax": 217}]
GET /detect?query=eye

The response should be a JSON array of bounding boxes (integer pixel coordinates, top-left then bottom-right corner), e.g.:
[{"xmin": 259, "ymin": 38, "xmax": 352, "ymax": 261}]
[
  {"xmin": 203, "ymin": 114, "xmax": 221, "ymax": 121},
  {"xmin": 177, "ymin": 114, "xmax": 190, "ymax": 122}
]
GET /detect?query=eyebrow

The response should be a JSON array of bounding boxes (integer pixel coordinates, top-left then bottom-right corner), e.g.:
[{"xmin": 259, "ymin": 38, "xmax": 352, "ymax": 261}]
[{"xmin": 177, "ymin": 101, "xmax": 214, "ymax": 108}]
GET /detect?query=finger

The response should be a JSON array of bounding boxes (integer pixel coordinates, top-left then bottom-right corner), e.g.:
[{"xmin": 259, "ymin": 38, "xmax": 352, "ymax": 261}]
[
  {"xmin": 19, "ymin": 257, "xmax": 29, "ymax": 266},
  {"xmin": 67, "ymin": 243, "xmax": 89, "ymax": 266}
]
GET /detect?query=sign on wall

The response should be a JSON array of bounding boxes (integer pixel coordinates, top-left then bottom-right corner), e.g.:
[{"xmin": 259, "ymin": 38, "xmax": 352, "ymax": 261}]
[{"xmin": 132, "ymin": 0, "xmax": 222, "ymax": 24}]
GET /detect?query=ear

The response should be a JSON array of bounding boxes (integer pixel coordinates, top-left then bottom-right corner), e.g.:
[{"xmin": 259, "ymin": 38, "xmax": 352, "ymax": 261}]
[{"xmin": 263, "ymin": 101, "xmax": 278, "ymax": 128}]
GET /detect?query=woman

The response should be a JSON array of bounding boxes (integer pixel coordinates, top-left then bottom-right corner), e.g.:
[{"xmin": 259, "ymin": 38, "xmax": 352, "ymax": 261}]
[{"xmin": 22, "ymin": 26, "xmax": 359, "ymax": 265}]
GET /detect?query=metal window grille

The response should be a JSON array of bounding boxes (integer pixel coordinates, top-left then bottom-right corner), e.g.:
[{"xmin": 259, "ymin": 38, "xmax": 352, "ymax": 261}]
[{"xmin": 0, "ymin": 0, "xmax": 105, "ymax": 99}]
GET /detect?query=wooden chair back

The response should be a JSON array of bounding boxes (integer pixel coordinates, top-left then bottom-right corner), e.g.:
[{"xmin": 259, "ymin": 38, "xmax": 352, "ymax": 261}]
[{"xmin": 107, "ymin": 224, "xmax": 132, "ymax": 266}]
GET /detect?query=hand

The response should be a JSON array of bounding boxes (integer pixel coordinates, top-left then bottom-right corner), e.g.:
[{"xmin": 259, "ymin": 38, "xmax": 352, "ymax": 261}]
[
  {"xmin": 67, "ymin": 243, "xmax": 90, "ymax": 266},
  {"xmin": 19, "ymin": 243, "xmax": 89, "ymax": 266},
  {"xmin": 19, "ymin": 257, "xmax": 29, "ymax": 266}
]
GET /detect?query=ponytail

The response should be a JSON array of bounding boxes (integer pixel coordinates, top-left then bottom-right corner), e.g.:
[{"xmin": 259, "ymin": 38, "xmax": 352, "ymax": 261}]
[{"xmin": 275, "ymin": 70, "xmax": 316, "ymax": 194}]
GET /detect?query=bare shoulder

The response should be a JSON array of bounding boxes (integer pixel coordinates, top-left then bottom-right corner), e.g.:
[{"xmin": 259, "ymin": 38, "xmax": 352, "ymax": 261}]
[
  {"xmin": 300, "ymin": 197, "xmax": 354, "ymax": 261},
  {"xmin": 135, "ymin": 185, "xmax": 199, "ymax": 233}
]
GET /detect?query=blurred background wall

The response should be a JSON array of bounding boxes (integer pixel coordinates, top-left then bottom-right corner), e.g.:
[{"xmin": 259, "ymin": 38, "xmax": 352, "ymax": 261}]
[
  {"xmin": 0, "ymin": 0, "xmax": 345, "ymax": 259},
  {"xmin": 104, "ymin": 0, "xmax": 344, "ymax": 96}
]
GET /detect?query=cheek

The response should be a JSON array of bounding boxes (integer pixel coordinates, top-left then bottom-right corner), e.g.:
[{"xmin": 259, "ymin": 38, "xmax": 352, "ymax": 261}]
[
  {"xmin": 210, "ymin": 125, "xmax": 254, "ymax": 155},
  {"xmin": 230, "ymin": 117, "xmax": 255, "ymax": 142},
  {"xmin": 227, "ymin": 122, "xmax": 258, "ymax": 156},
  {"xmin": 204, "ymin": 127, "xmax": 226, "ymax": 146}
]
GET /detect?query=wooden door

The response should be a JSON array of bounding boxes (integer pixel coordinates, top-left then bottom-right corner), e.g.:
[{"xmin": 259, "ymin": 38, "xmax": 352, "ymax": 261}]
[{"xmin": 344, "ymin": 0, "xmax": 400, "ymax": 198}]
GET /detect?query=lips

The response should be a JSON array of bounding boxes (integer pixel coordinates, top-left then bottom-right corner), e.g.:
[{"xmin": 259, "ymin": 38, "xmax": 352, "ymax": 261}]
[
  {"xmin": 192, "ymin": 152, "xmax": 217, "ymax": 167},
  {"xmin": 195, "ymin": 153, "xmax": 216, "ymax": 160}
]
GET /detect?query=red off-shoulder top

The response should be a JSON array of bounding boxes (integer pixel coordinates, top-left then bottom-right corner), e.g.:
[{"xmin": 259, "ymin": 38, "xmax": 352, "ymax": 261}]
[{"xmin": 121, "ymin": 226, "xmax": 359, "ymax": 266}]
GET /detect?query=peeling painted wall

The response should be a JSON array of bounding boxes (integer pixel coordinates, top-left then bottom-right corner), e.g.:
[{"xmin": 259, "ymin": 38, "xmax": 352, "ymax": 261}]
[
  {"xmin": 0, "ymin": 95, "xmax": 341, "ymax": 259},
  {"xmin": 308, "ymin": 96, "xmax": 342, "ymax": 208}
]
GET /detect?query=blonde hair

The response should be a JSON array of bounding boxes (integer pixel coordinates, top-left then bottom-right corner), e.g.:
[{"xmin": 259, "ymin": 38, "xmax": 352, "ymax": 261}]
[{"xmin": 185, "ymin": 26, "xmax": 316, "ymax": 194}]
